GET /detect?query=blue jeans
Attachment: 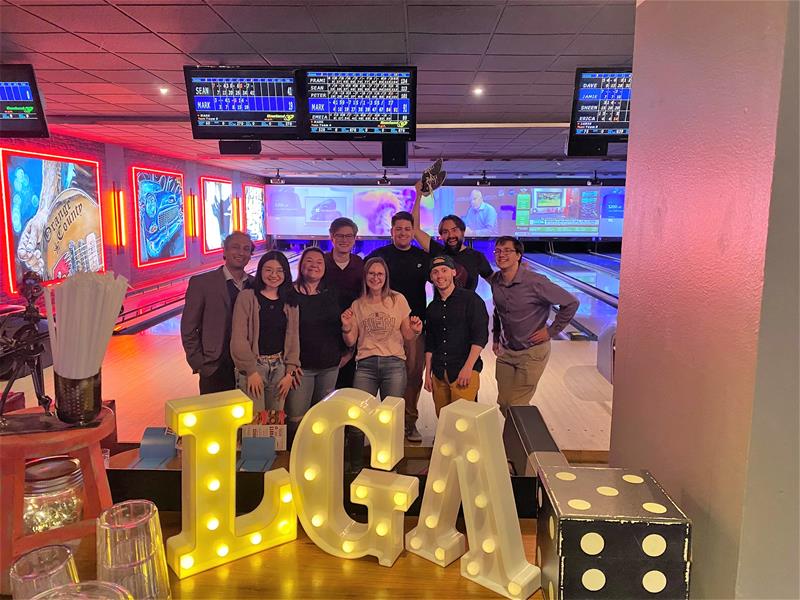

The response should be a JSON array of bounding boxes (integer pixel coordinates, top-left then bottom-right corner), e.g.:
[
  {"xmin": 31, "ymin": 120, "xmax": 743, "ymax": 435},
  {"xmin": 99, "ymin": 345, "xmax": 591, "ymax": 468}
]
[
  {"xmin": 236, "ymin": 355, "xmax": 286, "ymax": 413},
  {"xmin": 353, "ymin": 356, "xmax": 407, "ymax": 400},
  {"xmin": 286, "ymin": 366, "xmax": 339, "ymax": 422}
]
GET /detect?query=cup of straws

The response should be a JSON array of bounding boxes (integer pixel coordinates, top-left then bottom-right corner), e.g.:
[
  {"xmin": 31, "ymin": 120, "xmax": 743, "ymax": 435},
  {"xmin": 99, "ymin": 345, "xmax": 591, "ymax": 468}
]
[{"xmin": 44, "ymin": 273, "xmax": 128, "ymax": 425}]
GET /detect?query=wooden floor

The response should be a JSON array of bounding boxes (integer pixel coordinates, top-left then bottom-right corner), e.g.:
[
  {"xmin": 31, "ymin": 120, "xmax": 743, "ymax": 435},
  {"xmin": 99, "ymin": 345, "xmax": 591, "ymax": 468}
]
[{"xmin": 12, "ymin": 333, "xmax": 612, "ymax": 453}]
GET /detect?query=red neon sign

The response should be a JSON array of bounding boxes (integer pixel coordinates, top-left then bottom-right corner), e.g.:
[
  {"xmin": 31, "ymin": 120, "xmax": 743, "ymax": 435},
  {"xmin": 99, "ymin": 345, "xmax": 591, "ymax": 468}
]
[
  {"xmin": 131, "ymin": 166, "xmax": 188, "ymax": 269},
  {"xmin": 0, "ymin": 147, "xmax": 105, "ymax": 294}
]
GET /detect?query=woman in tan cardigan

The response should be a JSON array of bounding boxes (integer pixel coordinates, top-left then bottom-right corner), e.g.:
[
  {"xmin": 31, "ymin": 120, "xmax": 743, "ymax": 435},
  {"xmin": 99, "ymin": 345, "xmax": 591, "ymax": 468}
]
[{"xmin": 231, "ymin": 250, "xmax": 300, "ymax": 413}]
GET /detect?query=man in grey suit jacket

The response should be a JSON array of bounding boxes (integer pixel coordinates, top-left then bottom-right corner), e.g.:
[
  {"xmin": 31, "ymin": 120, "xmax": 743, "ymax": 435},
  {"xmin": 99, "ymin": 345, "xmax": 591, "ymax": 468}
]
[{"xmin": 181, "ymin": 231, "xmax": 255, "ymax": 393}]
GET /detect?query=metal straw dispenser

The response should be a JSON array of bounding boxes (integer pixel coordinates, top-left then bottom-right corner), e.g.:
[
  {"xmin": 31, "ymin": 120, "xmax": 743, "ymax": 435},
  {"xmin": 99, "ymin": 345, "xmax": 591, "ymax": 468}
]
[{"xmin": 54, "ymin": 370, "xmax": 102, "ymax": 425}]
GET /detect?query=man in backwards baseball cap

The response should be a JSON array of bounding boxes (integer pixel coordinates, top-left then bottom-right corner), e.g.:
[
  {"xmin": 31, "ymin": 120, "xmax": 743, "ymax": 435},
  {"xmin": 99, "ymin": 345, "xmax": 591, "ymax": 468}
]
[{"xmin": 424, "ymin": 252, "xmax": 489, "ymax": 417}]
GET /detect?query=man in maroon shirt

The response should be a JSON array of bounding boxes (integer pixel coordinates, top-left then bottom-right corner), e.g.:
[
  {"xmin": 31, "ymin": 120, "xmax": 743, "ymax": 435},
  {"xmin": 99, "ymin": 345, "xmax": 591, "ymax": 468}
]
[{"xmin": 322, "ymin": 217, "xmax": 364, "ymax": 388}]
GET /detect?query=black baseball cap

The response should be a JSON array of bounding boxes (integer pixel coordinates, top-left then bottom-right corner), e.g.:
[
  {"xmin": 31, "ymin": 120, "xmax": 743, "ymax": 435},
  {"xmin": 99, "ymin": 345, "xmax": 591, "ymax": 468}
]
[{"xmin": 429, "ymin": 255, "xmax": 456, "ymax": 273}]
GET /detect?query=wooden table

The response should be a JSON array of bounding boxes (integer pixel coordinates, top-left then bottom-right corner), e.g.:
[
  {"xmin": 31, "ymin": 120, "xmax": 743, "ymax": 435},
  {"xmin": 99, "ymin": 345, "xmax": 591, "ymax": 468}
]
[{"xmin": 67, "ymin": 512, "xmax": 544, "ymax": 599}]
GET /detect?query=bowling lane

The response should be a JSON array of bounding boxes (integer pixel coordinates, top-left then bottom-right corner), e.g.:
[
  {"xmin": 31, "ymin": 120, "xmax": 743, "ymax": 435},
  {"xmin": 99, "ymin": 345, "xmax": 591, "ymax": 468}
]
[
  {"xmin": 526, "ymin": 253, "xmax": 620, "ymax": 299},
  {"xmin": 562, "ymin": 252, "xmax": 621, "ymax": 274}
]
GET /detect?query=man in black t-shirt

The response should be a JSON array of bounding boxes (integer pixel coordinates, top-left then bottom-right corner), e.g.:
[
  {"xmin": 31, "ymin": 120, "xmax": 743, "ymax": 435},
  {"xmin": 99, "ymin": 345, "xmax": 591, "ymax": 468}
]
[
  {"xmin": 411, "ymin": 181, "xmax": 493, "ymax": 291},
  {"xmin": 365, "ymin": 211, "xmax": 429, "ymax": 442}
]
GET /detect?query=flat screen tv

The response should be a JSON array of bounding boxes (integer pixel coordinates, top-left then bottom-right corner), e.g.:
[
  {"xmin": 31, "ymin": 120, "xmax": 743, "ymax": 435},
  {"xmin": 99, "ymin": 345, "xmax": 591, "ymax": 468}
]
[
  {"xmin": 298, "ymin": 67, "xmax": 416, "ymax": 141},
  {"xmin": 568, "ymin": 67, "xmax": 632, "ymax": 156},
  {"xmin": 0, "ymin": 64, "xmax": 49, "ymax": 139},
  {"xmin": 184, "ymin": 66, "xmax": 300, "ymax": 140}
]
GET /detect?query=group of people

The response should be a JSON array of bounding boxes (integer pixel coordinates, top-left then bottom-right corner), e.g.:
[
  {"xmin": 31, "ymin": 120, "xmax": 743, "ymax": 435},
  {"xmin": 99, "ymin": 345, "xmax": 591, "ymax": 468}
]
[{"xmin": 180, "ymin": 179, "xmax": 579, "ymax": 446}]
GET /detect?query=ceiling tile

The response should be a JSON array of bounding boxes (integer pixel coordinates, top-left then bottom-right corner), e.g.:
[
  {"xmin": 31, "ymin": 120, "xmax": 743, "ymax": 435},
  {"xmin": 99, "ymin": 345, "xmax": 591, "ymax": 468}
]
[
  {"xmin": 213, "ymin": 5, "xmax": 316, "ymax": 32},
  {"xmin": 117, "ymin": 5, "xmax": 233, "ymax": 33},
  {"xmin": 118, "ymin": 53, "xmax": 193, "ymax": 70},
  {"xmin": 408, "ymin": 5, "xmax": 503, "ymax": 34},
  {"xmin": 549, "ymin": 54, "xmax": 631, "ymax": 72},
  {"xmin": 409, "ymin": 33, "xmax": 489, "ymax": 54},
  {"xmin": 190, "ymin": 54, "xmax": 268, "ymax": 66},
  {"xmin": 310, "ymin": 4, "xmax": 404, "ymax": 33},
  {"xmin": 419, "ymin": 70, "xmax": 475, "ymax": 84},
  {"xmin": 262, "ymin": 53, "xmax": 336, "ymax": 66},
  {"xmin": 533, "ymin": 71, "xmax": 576, "ymax": 85},
  {"xmin": 4, "ymin": 33, "xmax": 101, "ymax": 53},
  {"xmin": 327, "ymin": 33, "xmax": 405, "ymax": 54},
  {"xmin": 0, "ymin": 6, "xmax": 64, "ymax": 32},
  {"xmin": 90, "ymin": 94, "xmax": 156, "ymax": 105},
  {"xmin": 98, "ymin": 70, "xmax": 171, "ymax": 84},
  {"xmin": 565, "ymin": 34, "xmax": 634, "ymax": 55},
  {"xmin": 487, "ymin": 34, "xmax": 573, "ymax": 55},
  {"xmin": 47, "ymin": 53, "xmax": 137, "ymax": 70},
  {"xmin": 497, "ymin": 5, "xmax": 598, "ymax": 35},
  {"xmin": 80, "ymin": 33, "xmax": 180, "ymax": 54},
  {"xmin": 478, "ymin": 55, "xmax": 552, "ymax": 71},
  {"xmin": 241, "ymin": 33, "xmax": 329, "ymax": 54},
  {"xmin": 419, "ymin": 84, "xmax": 469, "ymax": 95},
  {"xmin": 161, "ymin": 33, "xmax": 253, "ymax": 54},
  {"xmin": 473, "ymin": 71, "xmax": 534, "ymax": 84},
  {"xmin": 585, "ymin": 3, "xmax": 635, "ymax": 35},
  {"xmin": 411, "ymin": 54, "xmax": 481, "ymax": 71},
  {"xmin": 148, "ymin": 70, "xmax": 188, "ymax": 83},
  {"xmin": 62, "ymin": 82, "xmax": 133, "ymax": 95},
  {"xmin": 2, "ymin": 53, "xmax": 72, "ymax": 70},
  {"xmin": 36, "ymin": 68, "xmax": 105, "ymax": 83},
  {"xmin": 335, "ymin": 54, "xmax": 408, "ymax": 66},
  {"xmin": 27, "ymin": 5, "xmax": 147, "ymax": 33}
]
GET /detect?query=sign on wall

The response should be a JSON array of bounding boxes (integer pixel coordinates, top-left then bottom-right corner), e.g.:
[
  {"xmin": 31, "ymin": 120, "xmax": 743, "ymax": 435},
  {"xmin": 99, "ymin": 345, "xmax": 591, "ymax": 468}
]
[
  {"xmin": 243, "ymin": 184, "xmax": 265, "ymax": 241},
  {"xmin": 1, "ymin": 148, "xmax": 103, "ymax": 292},
  {"xmin": 201, "ymin": 176, "xmax": 233, "ymax": 253}
]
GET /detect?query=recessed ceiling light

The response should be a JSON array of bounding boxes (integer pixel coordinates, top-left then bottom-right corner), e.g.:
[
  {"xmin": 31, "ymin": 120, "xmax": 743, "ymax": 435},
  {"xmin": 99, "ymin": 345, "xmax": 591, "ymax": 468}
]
[
  {"xmin": 159, "ymin": 87, "xmax": 169, "ymax": 95},
  {"xmin": 473, "ymin": 87, "xmax": 484, "ymax": 96}
]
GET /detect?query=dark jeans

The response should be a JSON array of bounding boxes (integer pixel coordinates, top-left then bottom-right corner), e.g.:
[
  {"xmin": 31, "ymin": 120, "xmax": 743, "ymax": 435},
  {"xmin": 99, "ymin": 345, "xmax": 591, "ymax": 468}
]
[
  {"xmin": 199, "ymin": 361, "xmax": 236, "ymax": 394},
  {"xmin": 336, "ymin": 354, "xmax": 356, "ymax": 389}
]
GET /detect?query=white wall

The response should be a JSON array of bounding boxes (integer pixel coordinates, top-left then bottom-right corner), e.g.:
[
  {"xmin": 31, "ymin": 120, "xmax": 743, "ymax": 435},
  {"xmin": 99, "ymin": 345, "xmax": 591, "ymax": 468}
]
[{"xmin": 610, "ymin": 1, "xmax": 795, "ymax": 597}]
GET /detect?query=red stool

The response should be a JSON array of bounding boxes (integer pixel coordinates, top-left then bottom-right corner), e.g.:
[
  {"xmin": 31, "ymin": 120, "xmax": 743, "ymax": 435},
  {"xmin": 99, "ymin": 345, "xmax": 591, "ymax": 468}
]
[{"xmin": 0, "ymin": 407, "xmax": 115, "ymax": 593}]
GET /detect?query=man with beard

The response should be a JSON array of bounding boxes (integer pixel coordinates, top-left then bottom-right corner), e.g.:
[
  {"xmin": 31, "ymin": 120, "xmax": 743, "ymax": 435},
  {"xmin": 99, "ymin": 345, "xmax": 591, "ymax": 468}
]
[{"xmin": 411, "ymin": 180, "xmax": 493, "ymax": 291}]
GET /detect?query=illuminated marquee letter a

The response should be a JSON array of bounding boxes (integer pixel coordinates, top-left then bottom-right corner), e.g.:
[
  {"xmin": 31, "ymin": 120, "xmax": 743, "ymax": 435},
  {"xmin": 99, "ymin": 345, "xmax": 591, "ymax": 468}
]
[
  {"xmin": 165, "ymin": 391, "xmax": 296, "ymax": 578},
  {"xmin": 406, "ymin": 400, "xmax": 540, "ymax": 600}
]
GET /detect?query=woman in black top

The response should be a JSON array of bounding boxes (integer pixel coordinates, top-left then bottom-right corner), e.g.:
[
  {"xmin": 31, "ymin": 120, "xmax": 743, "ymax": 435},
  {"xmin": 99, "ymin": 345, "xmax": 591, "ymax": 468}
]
[{"xmin": 286, "ymin": 247, "xmax": 346, "ymax": 428}]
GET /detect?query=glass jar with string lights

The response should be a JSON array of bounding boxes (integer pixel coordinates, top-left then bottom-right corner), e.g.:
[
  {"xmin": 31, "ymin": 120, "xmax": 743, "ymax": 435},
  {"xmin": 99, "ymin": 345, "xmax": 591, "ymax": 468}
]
[{"xmin": 23, "ymin": 456, "xmax": 84, "ymax": 535}]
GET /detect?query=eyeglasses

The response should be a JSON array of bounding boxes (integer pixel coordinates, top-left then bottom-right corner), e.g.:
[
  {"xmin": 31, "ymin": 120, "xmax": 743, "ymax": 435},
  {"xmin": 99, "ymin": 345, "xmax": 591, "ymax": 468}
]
[
  {"xmin": 333, "ymin": 233, "xmax": 355, "ymax": 240},
  {"xmin": 367, "ymin": 272, "xmax": 385, "ymax": 278},
  {"xmin": 493, "ymin": 248, "xmax": 518, "ymax": 256},
  {"xmin": 263, "ymin": 268, "xmax": 284, "ymax": 276}
]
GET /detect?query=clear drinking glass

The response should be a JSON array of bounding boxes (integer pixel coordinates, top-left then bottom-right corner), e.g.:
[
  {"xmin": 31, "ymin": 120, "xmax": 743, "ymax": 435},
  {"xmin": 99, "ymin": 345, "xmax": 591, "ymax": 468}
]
[
  {"xmin": 95, "ymin": 500, "xmax": 171, "ymax": 600},
  {"xmin": 10, "ymin": 545, "xmax": 79, "ymax": 600},
  {"xmin": 30, "ymin": 582, "xmax": 133, "ymax": 600}
]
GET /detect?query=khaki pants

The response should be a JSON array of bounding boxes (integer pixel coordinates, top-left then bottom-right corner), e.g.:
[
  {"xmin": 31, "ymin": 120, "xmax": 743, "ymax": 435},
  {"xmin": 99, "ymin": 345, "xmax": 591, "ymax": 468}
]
[
  {"xmin": 431, "ymin": 371, "xmax": 480, "ymax": 417},
  {"xmin": 495, "ymin": 341, "xmax": 551, "ymax": 416},
  {"xmin": 403, "ymin": 333, "xmax": 425, "ymax": 428}
]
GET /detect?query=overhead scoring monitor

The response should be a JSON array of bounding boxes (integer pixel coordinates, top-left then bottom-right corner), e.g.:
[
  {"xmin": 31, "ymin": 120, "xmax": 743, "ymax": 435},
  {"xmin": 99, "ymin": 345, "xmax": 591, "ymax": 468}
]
[
  {"xmin": 300, "ymin": 67, "xmax": 416, "ymax": 141},
  {"xmin": 0, "ymin": 64, "xmax": 49, "ymax": 138},
  {"xmin": 184, "ymin": 66, "xmax": 300, "ymax": 140},
  {"xmin": 568, "ymin": 67, "xmax": 632, "ymax": 156}
]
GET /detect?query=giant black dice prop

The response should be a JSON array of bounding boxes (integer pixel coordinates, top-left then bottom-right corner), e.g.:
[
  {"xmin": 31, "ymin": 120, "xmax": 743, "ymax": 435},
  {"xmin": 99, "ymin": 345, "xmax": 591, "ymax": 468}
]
[{"xmin": 535, "ymin": 466, "xmax": 691, "ymax": 599}]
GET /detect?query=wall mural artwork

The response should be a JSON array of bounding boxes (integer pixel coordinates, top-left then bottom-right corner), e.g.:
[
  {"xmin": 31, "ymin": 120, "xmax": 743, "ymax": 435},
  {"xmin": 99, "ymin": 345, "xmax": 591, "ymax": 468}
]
[
  {"xmin": 243, "ymin": 184, "xmax": 265, "ymax": 241},
  {"xmin": 132, "ymin": 167, "xmax": 186, "ymax": 268},
  {"xmin": 1, "ymin": 148, "xmax": 103, "ymax": 292},
  {"xmin": 201, "ymin": 177, "xmax": 233, "ymax": 253}
]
